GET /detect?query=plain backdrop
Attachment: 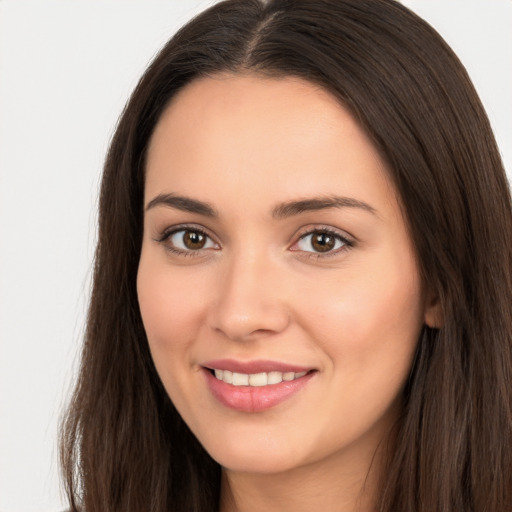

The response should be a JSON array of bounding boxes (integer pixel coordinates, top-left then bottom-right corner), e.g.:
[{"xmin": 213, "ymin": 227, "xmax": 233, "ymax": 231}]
[{"xmin": 0, "ymin": 1, "xmax": 510, "ymax": 511}]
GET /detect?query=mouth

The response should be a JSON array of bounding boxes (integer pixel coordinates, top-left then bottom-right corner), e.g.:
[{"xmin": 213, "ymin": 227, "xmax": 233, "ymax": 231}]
[
  {"xmin": 201, "ymin": 360, "xmax": 317, "ymax": 412},
  {"xmin": 208, "ymin": 368, "xmax": 310, "ymax": 387}
]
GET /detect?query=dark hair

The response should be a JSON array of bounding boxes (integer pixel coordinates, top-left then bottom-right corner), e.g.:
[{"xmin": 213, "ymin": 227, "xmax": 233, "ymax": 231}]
[{"xmin": 60, "ymin": 0, "xmax": 512, "ymax": 510}]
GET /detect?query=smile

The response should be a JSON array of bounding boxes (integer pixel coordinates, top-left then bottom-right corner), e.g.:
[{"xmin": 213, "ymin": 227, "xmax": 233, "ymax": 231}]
[
  {"xmin": 212, "ymin": 369, "xmax": 308, "ymax": 387},
  {"xmin": 201, "ymin": 361, "xmax": 316, "ymax": 412}
]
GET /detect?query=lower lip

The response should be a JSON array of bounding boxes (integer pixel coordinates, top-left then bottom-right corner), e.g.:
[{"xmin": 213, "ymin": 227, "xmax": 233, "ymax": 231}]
[{"xmin": 203, "ymin": 368, "xmax": 315, "ymax": 413}]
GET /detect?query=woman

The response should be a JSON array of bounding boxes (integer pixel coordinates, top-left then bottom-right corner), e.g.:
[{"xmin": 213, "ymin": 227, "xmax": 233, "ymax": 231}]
[{"xmin": 60, "ymin": 0, "xmax": 512, "ymax": 511}]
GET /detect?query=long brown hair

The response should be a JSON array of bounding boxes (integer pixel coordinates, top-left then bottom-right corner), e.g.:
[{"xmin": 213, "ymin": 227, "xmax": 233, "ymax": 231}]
[{"xmin": 60, "ymin": 1, "xmax": 512, "ymax": 510}]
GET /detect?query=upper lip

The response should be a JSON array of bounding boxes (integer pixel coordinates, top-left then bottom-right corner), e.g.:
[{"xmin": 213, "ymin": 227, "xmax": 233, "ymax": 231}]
[{"xmin": 201, "ymin": 359, "xmax": 314, "ymax": 374}]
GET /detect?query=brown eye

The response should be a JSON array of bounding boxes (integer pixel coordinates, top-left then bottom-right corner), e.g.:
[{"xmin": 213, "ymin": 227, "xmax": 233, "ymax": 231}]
[
  {"xmin": 311, "ymin": 232, "xmax": 336, "ymax": 252},
  {"xmin": 166, "ymin": 229, "xmax": 218, "ymax": 252},
  {"xmin": 183, "ymin": 230, "xmax": 206, "ymax": 249},
  {"xmin": 294, "ymin": 230, "xmax": 348, "ymax": 254}
]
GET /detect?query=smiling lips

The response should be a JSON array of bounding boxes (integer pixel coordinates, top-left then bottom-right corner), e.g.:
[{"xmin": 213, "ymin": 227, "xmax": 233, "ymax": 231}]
[
  {"xmin": 202, "ymin": 359, "xmax": 316, "ymax": 412},
  {"xmin": 213, "ymin": 369, "xmax": 308, "ymax": 386}
]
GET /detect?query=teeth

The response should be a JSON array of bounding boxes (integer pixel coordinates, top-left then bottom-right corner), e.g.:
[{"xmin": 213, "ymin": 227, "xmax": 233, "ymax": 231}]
[
  {"xmin": 267, "ymin": 371, "xmax": 283, "ymax": 385},
  {"xmin": 249, "ymin": 372, "xmax": 267, "ymax": 386},
  {"xmin": 232, "ymin": 372, "xmax": 249, "ymax": 386},
  {"xmin": 213, "ymin": 369, "xmax": 309, "ymax": 386}
]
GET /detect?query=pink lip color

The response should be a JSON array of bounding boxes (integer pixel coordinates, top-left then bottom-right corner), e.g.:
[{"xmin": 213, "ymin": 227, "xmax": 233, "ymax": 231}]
[
  {"xmin": 202, "ymin": 359, "xmax": 311, "ymax": 374},
  {"xmin": 201, "ymin": 361, "xmax": 316, "ymax": 413}
]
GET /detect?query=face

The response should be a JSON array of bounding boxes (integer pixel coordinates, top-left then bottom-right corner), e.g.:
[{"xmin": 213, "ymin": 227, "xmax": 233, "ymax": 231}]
[{"xmin": 137, "ymin": 74, "xmax": 432, "ymax": 475}]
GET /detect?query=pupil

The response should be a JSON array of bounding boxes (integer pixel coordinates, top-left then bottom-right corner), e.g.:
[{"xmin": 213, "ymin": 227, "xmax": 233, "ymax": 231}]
[
  {"xmin": 184, "ymin": 231, "xmax": 206, "ymax": 249},
  {"xmin": 312, "ymin": 232, "xmax": 335, "ymax": 252}
]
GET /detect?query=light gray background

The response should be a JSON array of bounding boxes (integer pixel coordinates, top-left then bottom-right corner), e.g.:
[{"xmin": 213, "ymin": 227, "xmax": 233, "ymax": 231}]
[{"xmin": 0, "ymin": 1, "xmax": 510, "ymax": 511}]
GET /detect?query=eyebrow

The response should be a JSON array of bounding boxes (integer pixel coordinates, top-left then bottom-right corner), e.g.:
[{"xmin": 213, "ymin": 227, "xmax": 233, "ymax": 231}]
[
  {"xmin": 145, "ymin": 193, "xmax": 377, "ymax": 218},
  {"xmin": 272, "ymin": 196, "xmax": 377, "ymax": 219},
  {"xmin": 145, "ymin": 193, "xmax": 218, "ymax": 217}
]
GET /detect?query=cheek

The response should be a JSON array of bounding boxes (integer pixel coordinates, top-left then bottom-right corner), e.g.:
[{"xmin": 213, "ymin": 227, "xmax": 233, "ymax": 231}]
[
  {"xmin": 296, "ymin": 259, "xmax": 424, "ymax": 442},
  {"xmin": 136, "ymin": 254, "xmax": 217, "ymax": 418},
  {"xmin": 136, "ymin": 254, "xmax": 210, "ymax": 355},
  {"xmin": 302, "ymin": 252, "xmax": 424, "ymax": 371}
]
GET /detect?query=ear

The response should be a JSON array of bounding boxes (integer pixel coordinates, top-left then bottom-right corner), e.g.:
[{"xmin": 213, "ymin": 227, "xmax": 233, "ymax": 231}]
[{"xmin": 424, "ymin": 289, "xmax": 443, "ymax": 328}]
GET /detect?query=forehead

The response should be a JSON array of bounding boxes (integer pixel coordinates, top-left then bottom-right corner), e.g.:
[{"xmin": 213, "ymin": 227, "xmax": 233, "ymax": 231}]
[
  {"xmin": 150, "ymin": 73, "xmax": 358, "ymax": 155},
  {"xmin": 145, "ymin": 73, "xmax": 398, "ymax": 217}
]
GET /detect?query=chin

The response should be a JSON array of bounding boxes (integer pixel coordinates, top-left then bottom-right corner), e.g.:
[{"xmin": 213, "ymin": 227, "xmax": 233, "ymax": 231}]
[
  {"xmin": 204, "ymin": 437, "xmax": 306, "ymax": 475},
  {"xmin": 217, "ymin": 453, "xmax": 301, "ymax": 475}
]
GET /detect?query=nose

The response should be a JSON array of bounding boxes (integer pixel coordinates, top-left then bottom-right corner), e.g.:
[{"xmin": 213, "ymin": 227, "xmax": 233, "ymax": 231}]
[{"xmin": 207, "ymin": 251, "xmax": 290, "ymax": 342}]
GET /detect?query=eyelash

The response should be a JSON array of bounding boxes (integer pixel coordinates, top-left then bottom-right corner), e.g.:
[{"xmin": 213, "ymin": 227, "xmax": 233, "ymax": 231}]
[
  {"xmin": 291, "ymin": 226, "xmax": 354, "ymax": 259},
  {"xmin": 155, "ymin": 224, "xmax": 354, "ymax": 259},
  {"xmin": 156, "ymin": 225, "xmax": 219, "ymax": 257}
]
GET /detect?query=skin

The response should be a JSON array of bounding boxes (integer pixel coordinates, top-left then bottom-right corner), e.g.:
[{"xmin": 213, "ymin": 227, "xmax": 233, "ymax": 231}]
[{"xmin": 137, "ymin": 74, "xmax": 438, "ymax": 512}]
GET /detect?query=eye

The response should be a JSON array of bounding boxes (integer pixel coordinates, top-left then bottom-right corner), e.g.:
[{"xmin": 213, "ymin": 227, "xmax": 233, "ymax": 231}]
[
  {"xmin": 160, "ymin": 228, "xmax": 219, "ymax": 253},
  {"xmin": 292, "ymin": 229, "xmax": 351, "ymax": 255}
]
